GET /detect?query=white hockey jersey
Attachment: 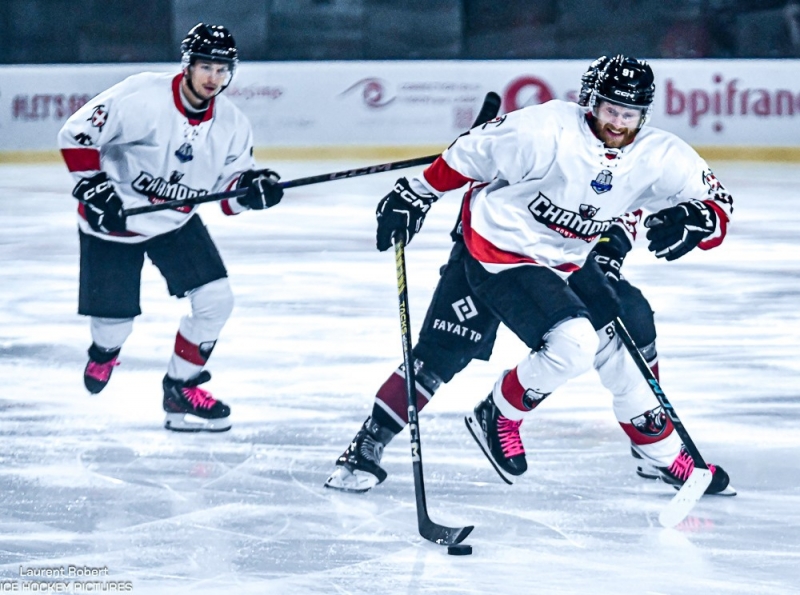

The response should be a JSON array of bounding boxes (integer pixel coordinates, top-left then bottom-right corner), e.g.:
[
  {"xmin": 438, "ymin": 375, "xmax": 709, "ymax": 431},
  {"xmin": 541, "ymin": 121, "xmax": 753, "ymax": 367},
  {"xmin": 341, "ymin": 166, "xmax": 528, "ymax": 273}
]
[
  {"xmin": 58, "ymin": 72, "xmax": 255, "ymax": 243},
  {"xmin": 416, "ymin": 100, "xmax": 733, "ymax": 274}
]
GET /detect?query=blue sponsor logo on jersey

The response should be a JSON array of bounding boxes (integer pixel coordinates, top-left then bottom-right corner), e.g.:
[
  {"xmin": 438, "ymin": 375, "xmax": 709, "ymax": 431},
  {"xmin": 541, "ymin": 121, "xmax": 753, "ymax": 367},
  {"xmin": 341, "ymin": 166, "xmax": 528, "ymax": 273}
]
[
  {"xmin": 590, "ymin": 169, "xmax": 613, "ymax": 194},
  {"xmin": 175, "ymin": 142, "xmax": 194, "ymax": 163}
]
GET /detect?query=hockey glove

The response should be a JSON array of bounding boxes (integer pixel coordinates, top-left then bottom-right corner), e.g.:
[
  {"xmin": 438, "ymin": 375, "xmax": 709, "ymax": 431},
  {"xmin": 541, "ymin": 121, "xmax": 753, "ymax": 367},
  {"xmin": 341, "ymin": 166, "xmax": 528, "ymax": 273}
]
[
  {"xmin": 72, "ymin": 172, "xmax": 126, "ymax": 233},
  {"xmin": 644, "ymin": 200, "xmax": 716, "ymax": 261},
  {"xmin": 236, "ymin": 169, "xmax": 283, "ymax": 210},
  {"xmin": 375, "ymin": 177, "xmax": 436, "ymax": 252},
  {"xmin": 588, "ymin": 225, "xmax": 633, "ymax": 283},
  {"xmin": 578, "ymin": 55, "xmax": 609, "ymax": 106},
  {"xmin": 568, "ymin": 257, "xmax": 621, "ymax": 329}
]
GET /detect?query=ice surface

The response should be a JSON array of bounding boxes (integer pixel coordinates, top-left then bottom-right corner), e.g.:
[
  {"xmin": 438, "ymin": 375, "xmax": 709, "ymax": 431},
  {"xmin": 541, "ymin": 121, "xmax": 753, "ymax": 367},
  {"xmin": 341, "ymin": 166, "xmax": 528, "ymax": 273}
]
[{"xmin": 0, "ymin": 160, "xmax": 798, "ymax": 594}]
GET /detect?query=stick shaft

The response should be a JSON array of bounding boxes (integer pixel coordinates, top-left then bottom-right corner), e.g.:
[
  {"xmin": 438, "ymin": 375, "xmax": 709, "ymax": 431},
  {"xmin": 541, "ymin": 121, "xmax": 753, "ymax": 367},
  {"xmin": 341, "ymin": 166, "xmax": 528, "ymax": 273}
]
[
  {"xmin": 122, "ymin": 90, "xmax": 501, "ymax": 218},
  {"xmin": 394, "ymin": 238, "xmax": 431, "ymax": 525},
  {"xmin": 123, "ymin": 155, "xmax": 437, "ymax": 216}
]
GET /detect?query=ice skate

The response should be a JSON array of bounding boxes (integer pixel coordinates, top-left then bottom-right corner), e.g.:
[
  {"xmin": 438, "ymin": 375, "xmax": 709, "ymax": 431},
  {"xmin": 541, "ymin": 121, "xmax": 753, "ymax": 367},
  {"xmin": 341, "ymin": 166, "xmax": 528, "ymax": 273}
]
[
  {"xmin": 83, "ymin": 344, "xmax": 121, "ymax": 394},
  {"xmin": 632, "ymin": 444, "xmax": 736, "ymax": 496},
  {"xmin": 465, "ymin": 393, "xmax": 527, "ymax": 484},
  {"xmin": 324, "ymin": 417, "xmax": 394, "ymax": 493},
  {"xmin": 162, "ymin": 371, "xmax": 231, "ymax": 432}
]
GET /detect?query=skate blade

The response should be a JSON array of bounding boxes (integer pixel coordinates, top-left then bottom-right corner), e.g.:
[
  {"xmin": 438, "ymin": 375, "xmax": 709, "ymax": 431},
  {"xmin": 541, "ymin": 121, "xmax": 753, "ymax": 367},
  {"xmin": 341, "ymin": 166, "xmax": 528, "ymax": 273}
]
[
  {"xmin": 640, "ymin": 464, "xmax": 737, "ymax": 496},
  {"xmin": 671, "ymin": 481, "xmax": 737, "ymax": 497},
  {"xmin": 164, "ymin": 412, "xmax": 231, "ymax": 433},
  {"xmin": 659, "ymin": 468, "xmax": 713, "ymax": 528},
  {"xmin": 636, "ymin": 464, "xmax": 661, "ymax": 480},
  {"xmin": 323, "ymin": 466, "xmax": 379, "ymax": 493},
  {"xmin": 464, "ymin": 414, "xmax": 514, "ymax": 485}
]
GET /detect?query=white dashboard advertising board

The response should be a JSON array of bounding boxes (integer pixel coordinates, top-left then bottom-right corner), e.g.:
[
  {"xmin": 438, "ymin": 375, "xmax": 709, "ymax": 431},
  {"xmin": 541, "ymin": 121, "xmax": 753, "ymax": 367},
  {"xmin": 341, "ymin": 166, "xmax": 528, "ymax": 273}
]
[{"xmin": 1, "ymin": 60, "xmax": 798, "ymax": 158}]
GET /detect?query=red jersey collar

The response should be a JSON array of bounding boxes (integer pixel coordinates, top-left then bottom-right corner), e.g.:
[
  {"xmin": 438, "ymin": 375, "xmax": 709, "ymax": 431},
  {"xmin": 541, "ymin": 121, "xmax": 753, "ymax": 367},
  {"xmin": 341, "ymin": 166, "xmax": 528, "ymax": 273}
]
[{"xmin": 172, "ymin": 73, "xmax": 214, "ymax": 126}]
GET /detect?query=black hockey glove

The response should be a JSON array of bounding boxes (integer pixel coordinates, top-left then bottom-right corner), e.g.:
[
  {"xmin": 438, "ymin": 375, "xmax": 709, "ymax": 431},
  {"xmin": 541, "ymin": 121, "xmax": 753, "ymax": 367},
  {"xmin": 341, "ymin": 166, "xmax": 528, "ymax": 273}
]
[
  {"xmin": 587, "ymin": 225, "xmax": 633, "ymax": 283},
  {"xmin": 644, "ymin": 200, "xmax": 716, "ymax": 261},
  {"xmin": 72, "ymin": 172, "xmax": 126, "ymax": 233},
  {"xmin": 578, "ymin": 55, "xmax": 609, "ymax": 106},
  {"xmin": 568, "ymin": 257, "xmax": 621, "ymax": 329},
  {"xmin": 236, "ymin": 169, "xmax": 283, "ymax": 210},
  {"xmin": 375, "ymin": 177, "xmax": 436, "ymax": 252}
]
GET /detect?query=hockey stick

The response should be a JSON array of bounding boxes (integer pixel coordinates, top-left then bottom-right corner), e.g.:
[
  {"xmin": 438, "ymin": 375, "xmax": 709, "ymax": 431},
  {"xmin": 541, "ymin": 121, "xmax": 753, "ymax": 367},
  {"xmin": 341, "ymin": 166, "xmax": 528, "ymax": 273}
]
[
  {"xmin": 123, "ymin": 91, "xmax": 502, "ymax": 217},
  {"xmin": 393, "ymin": 237, "xmax": 474, "ymax": 546},
  {"xmin": 613, "ymin": 316, "xmax": 713, "ymax": 528},
  {"xmin": 388, "ymin": 92, "xmax": 502, "ymax": 545}
]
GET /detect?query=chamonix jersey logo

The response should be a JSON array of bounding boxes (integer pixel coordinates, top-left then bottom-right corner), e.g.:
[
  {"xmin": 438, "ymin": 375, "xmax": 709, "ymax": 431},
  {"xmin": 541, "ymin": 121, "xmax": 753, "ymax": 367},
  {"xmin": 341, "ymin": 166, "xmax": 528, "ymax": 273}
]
[
  {"xmin": 528, "ymin": 192, "xmax": 613, "ymax": 242},
  {"xmin": 131, "ymin": 172, "xmax": 208, "ymax": 212}
]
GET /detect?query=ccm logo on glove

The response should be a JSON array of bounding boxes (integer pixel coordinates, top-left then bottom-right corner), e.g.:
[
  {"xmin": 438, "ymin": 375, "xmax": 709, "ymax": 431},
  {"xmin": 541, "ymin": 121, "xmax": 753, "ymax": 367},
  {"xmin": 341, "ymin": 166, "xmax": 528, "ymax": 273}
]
[{"xmin": 644, "ymin": 200, "xmax": 716, "ymax": 261}]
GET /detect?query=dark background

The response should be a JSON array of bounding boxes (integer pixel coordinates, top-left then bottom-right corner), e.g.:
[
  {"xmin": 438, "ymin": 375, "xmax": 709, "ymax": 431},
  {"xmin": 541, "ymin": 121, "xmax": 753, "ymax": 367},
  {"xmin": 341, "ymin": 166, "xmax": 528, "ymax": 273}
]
[{"xmin": 2, "ymin": 0, "xmax": 799, "ymax": 63}]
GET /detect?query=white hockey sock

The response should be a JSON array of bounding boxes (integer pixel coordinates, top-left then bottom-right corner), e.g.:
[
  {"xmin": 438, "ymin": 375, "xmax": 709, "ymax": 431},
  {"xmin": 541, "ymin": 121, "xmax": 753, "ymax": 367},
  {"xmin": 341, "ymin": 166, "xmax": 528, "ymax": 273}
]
[
  {"xmin": 167, "ymin": 279, "xmax": 233, "ymax": 380},
  {"xmin": 494, "ymin": 317, "xmax": 598, "ymax": 419},
  {"xmin": 90, "ymin": 317, "xmax": 134, "ymax": 351},
  {"xmin": 595, "ymin": 330, "xmax": 680, "ymax": 467}
]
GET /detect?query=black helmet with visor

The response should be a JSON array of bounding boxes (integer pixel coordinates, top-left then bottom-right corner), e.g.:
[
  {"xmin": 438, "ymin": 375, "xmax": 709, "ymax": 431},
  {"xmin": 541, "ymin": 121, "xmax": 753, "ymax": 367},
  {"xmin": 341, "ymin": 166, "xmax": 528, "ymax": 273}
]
[{"xmin": 590, "ymin": 55, "xmax": 655, "ymax": 129}]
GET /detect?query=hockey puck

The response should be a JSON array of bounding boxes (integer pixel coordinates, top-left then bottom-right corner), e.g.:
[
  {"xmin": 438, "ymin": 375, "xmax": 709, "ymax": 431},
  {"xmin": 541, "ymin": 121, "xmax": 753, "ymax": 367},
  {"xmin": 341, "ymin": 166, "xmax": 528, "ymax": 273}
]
[{"xmin": 447, "ymin": 544, "xmax": 472, "ymax": 556}]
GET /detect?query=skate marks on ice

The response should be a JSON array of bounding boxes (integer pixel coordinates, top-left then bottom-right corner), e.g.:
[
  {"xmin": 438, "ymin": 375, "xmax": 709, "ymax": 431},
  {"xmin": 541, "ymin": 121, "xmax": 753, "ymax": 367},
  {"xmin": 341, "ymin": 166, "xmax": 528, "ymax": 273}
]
[{"xmin": 0, "ymin": 162, "xmax": 799, "ymax": 593}]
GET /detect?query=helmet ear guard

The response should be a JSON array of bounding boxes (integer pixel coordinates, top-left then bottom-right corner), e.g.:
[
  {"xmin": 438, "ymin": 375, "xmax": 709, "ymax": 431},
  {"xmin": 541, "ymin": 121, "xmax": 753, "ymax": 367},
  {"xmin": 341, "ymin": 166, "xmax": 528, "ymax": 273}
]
[{"xmin": 589, "ymin": 54, "xmax": 655, "ymax": 129}]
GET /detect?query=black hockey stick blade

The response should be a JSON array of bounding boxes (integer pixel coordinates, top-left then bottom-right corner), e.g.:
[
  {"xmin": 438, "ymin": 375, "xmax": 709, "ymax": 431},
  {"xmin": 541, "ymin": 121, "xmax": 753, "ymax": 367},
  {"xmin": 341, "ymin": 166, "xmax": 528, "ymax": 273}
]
[
  {"xmin": 420, "ymin": 517, "xmax": 474, "ymax": 546},
  {"xmin": 474, "ymin": 91, "xmax": 502, "ymax": 127},
  {"xmin": 123, "ymin": 91, "xmax": 502, "ymax": 217}
]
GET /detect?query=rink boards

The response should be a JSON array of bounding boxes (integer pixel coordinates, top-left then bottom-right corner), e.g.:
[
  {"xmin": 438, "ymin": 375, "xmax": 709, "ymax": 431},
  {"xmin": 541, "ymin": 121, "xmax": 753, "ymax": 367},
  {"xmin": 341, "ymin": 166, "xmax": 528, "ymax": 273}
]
[{"xmin": 1, "ymin": 59, "xmax": 800, "ymax": 163}]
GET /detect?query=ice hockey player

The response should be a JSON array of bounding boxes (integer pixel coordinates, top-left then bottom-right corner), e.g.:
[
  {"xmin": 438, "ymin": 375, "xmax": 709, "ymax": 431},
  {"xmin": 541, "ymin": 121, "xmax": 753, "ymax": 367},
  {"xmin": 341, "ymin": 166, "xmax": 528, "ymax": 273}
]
[
  {"xmin": 57, "ymin": 23, "xmax": 284, "ymax": 432},
  {"xmin": 325, "ymin": 54, "xmax": 735, "ymax": 496}
]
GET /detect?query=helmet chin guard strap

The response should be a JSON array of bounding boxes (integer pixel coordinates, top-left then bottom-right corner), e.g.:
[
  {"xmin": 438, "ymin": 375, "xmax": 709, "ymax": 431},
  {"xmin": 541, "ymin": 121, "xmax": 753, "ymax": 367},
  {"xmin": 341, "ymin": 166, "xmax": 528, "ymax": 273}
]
[
  {"xmin": 181, "ymin": 59, "xmax": 234, "ymax": 110},
  {"xmin": 182, "ymin": 68, "xmax": 212, "ymax": 108}
]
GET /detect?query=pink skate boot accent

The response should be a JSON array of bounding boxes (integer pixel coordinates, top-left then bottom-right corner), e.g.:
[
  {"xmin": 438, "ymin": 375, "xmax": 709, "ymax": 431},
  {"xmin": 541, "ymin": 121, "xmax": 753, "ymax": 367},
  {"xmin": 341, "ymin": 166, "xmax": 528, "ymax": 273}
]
[
  {"xmin": 497, "ymin": 417, "xmax": 525, "ymax": 458},
  {"xmin": 182, "ymin": 385, "xmax": 217, "ymax": 410},
  {"xmin": 83, "ymin": 344, "xmax": 121, "ymax": 394},
  {"xmin": 85, "ymin": 358, "xmax": 119, "ymax": 383},
  {"xmin": 668, "ymin": 447, "xmax": 716, "ymax": 481}
]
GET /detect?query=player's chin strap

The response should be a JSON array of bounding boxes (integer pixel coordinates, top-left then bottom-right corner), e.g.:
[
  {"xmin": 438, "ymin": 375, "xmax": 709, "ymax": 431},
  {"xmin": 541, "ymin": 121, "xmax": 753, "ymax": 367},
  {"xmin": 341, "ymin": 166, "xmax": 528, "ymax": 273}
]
[
  {"xmin": 182, "ymin": 70, "xmax": 213, "ymax": 110},
  {"xmin": 182, "ymin": 66, "xmax": 231, "ymax": 109}
]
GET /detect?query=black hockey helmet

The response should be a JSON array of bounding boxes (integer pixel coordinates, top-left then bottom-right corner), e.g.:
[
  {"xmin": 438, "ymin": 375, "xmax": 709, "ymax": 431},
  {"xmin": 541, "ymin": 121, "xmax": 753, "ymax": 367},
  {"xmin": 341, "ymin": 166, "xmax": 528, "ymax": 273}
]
[
  {"xmin": 591, "ymin": 55, "xmax": 655, "ymax": 127},
  {"xmin": 181, "ymin": 23, "xmax": 238, "ymax": 73}
]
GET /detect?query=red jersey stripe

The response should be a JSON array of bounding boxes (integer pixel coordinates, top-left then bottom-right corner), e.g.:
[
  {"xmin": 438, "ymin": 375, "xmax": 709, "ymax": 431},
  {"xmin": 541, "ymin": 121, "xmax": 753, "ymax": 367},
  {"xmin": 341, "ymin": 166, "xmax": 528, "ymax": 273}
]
[
  {"xmin": 61, "ymin": 148, "xmax": 100, "ymax": 172},
  {"xmin": 423, "ymin": 157, "xmax": 474, "ymax": 193},
  {"xmin": 460, "ymin": 187, "xmax": 580, "ymax": 272}
]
